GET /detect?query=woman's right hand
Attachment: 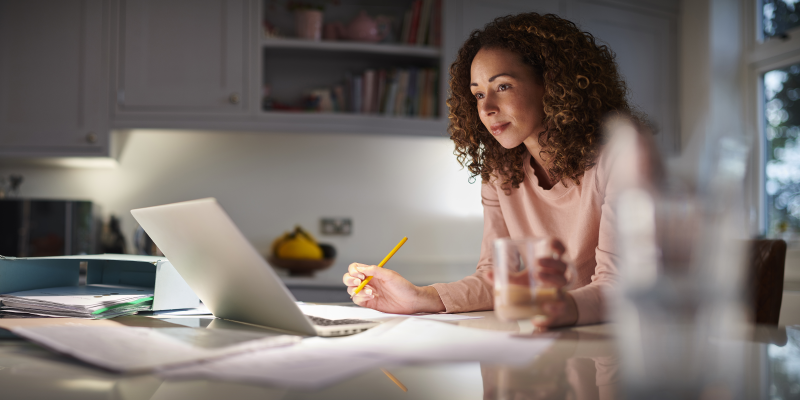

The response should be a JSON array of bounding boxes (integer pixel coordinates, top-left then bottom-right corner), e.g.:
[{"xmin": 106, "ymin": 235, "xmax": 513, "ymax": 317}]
[{"xmin": 343, "ymin": 263, "xmax": 445, "ymax": 314}]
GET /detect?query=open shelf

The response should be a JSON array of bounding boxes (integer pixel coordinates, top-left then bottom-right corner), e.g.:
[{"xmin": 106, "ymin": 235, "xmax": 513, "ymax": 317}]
[
  {"xmin": 261, "ymin": 37, "xmax": 441, "ymax": 58},
  {"xmin": 255, "ymin": 111, "xmax": 448, "ymax": 136}
]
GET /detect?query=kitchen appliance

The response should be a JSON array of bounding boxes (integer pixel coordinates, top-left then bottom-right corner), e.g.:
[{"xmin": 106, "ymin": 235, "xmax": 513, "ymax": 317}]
[{"xmin": 0, "ymin": 199, "xmax": 96, "ymax": 257}]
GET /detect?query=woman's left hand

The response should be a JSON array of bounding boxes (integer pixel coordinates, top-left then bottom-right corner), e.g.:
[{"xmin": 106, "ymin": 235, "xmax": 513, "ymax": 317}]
[{"xmin": 530, "ymin": 238, "xmax": 578, "ymax": 329}]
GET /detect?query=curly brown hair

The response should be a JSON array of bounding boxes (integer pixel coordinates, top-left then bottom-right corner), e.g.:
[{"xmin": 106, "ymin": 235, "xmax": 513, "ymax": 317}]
[{"xmin": 448, "ymin": 13, "xmax": 636, "ymax": 188}]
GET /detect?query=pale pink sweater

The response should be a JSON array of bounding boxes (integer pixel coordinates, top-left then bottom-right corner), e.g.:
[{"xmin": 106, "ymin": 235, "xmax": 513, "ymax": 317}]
[{"xmin": 430, "ymin": 152, "xmax": 619, "ymax": 325}]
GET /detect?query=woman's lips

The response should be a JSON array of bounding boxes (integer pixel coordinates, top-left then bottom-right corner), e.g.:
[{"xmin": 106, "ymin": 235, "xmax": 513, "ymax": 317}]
[{"xmin": 490, "ymin": 122, "xmax": 510, "ymax": 135}]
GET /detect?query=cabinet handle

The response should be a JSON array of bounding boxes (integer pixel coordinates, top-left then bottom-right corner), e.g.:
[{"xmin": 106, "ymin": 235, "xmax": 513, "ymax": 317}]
[
  {"xmin": 229, "ymin": 93, "xmax": 240, "ymax": 105},
  {"xmin": 86, "ymin": 132, "xmax": 97, "ymax": 144}
]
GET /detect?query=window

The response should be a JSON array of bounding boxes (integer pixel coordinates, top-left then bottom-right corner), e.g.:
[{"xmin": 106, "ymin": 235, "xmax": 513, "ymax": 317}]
[
  {"xmin": 762, "ymin": 0, "xmax": 800, "ymax": 38},
  {"xmin": 764, "ymin": 65, "xmax": 800, "ymax": 234},
  {"xmin": 755, "ymin": 1, "xmax": 800, "ymax": 237}
]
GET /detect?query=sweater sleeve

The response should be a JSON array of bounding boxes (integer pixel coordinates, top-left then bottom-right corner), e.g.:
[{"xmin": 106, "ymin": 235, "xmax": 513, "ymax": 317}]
[
  {"xmin": 568, "ymin": 153, "xmax": 621, "ymax": 325},
  {"xmin": 430, "ymin": 182, "xmax": 508, "ymax": 313}
]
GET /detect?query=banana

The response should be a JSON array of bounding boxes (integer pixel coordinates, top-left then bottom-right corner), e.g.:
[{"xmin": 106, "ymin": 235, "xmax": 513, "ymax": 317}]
[{"xmin": 272, "ymin": 226, "xmax": 324, "ymax": 260}]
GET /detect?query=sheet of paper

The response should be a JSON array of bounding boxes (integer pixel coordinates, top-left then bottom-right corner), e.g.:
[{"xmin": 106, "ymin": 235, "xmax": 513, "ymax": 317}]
[
  {"xmin": 409, "ymin": 313, "xmax": 484, "ymax": 321},
  {"xmin": 296, "ymin": 303, "xmax": 483, "ymax": 321},
  {"xmin": 11, "ymin": 326, "xmax": 300, "ymax": 373},
  {"xmin": 162, "ymin": 339, "xmax": 385, "ymax": 390},
  {"xmin": 330, "ymin": 318, "xmax": 556, "ymax": 364},
  {"xmin": 161, "ymin": 318, "xmax": 554, "ymax": 389},
  {"xmin": 152, "ymin": 304, "xmax": 212, "ymax": 316},
  {"xmin": 0, "ymin": 318, "xmax": 123, "ymax": 331}
]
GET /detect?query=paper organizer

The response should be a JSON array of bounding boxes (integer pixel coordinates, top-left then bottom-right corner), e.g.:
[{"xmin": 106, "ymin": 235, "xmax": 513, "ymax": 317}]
[{"xmin": 0, "ymin": 254, "xmax": 200, "ymax": 311}]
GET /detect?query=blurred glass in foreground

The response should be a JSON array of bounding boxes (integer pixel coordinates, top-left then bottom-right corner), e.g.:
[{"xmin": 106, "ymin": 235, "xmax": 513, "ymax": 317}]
[
  {"xmin": 607, "ymin": 116, "xmax": 752, "ymax": 399},
  {"xmin": 492, "ymin": 238, "xmax": 576, "ymax": 323}
]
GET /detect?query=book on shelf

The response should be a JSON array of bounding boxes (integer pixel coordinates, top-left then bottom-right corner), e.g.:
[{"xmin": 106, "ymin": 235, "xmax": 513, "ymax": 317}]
[
  {"xmin": 428, "ymin": 68, "xmax": 439, "ymax": 117},
  {"xmin": 332, "ymin": 85, "xmax": 345, "ymax": 113},
  {"xmin": 429, "ymin": 0, "xmax": 442, "ymax": 47},
  {"xmin": 407, "ymin": 0, "xmax": 422, "ymax": 44},
  {"xmin": 376, "ymin": 69, "xmax": 387, "ymax": 114},
  {"xmin": 394, "ymin": 69, "xmax": 410, "ymax": 116},
  {"xmin": 383, "ymin": 71, "xmax": 398, "ymax": 116},
  {"xmin": 408, "ymin": 68, "xmax": 419, "ymax": 116},
  {"xmin": 398, "ymin": 0, "xmax": 439, "ymax": 47},
  {"xmin": 400, "ymin": 9, "xmax": 413, "ymax": 45},
  {"xmin": 362, "ymin": 69, "xmax": 375, "ymax": 114},
  {"xmin": 417, "ymin": 0, "xmax": 434, "ymax": 46},
  {"xmin": 352, "ymin": 75, "xmax": 363, "ymax": 114},
  {"xmin": 344, "ymin": 73, "xmax": 353, "ymax": 113},
  {"xmin": 420, "ymin": 69, "xmax": 429, "ymax": 118}
]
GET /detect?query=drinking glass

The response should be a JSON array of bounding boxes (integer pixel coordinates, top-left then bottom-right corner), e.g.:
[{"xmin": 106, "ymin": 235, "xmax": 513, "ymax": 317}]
[{"xmin": 493, "ymin": 237, "xmax": 576, "ymax": 322}]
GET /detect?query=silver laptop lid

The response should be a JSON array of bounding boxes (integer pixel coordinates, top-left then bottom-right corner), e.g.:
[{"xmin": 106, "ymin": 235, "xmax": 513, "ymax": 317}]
[{"xmin": 131, "ymin": 198, "xmax": 317, "ymax": 336}]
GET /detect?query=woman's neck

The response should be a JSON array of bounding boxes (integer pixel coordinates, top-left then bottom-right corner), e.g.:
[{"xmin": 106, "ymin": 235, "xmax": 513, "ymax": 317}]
[
  {"xmin": 529, "ymin": 155, "xmax": 556, "ymax": 190},
  {"xmin": 524, "ymin": 136, "xmax": 557, "ymax": 190}
]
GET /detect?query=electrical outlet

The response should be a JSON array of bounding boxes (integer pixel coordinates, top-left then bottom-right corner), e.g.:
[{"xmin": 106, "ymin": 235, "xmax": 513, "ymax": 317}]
[{"xmin": 320, "ymin": 218, "xmax": 352, "ymax": 235}]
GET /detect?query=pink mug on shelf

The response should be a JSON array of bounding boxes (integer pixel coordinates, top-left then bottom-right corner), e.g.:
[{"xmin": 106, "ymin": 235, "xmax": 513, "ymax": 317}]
[
  {"xmin": 331, "ymin": 10, "xmax": 391, "ymax": 42},
  {"xmin": 294, "ymin": 9, "xmax": 323, "ymax": 41}
]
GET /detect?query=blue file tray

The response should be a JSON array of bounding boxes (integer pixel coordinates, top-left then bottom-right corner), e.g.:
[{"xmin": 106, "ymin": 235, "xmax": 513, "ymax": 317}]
[{"xmin": 0, "ymin": 254, "xmax": 200, "ymax": 311}]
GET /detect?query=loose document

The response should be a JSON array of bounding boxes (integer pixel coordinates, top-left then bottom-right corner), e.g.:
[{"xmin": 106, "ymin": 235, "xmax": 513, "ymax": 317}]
[
  {"xmin": 298, "ymin": 303, "xmax": 483, "ymax": 321},
  {"xmin": 150, "ymin": 303, "xmax": 484, "ymax": 321},
  {"xmin": 11, "ymin": 325, "xmax": 300, "ymax": 372},
  {"xmin": 161, "ymin": 318, "xmax": 556, "ymax": 389},
  {"xmin": 0, "ymin": 285, "xmax": 154, "ymax": 319}
]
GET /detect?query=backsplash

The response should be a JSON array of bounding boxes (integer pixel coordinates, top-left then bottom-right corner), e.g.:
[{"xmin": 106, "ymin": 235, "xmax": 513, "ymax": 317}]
[{"xmin": 0, "ymin": 129, "xmax": 484, "ymax": 284}]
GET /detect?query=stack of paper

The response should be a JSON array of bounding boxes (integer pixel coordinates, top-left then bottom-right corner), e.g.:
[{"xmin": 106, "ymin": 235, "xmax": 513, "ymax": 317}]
[{"xmin": 0, "ymin": 284, "xmax": 155, "ymax": 319}]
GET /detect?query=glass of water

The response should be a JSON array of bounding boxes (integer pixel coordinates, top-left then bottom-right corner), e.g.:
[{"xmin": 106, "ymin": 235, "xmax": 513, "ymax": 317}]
[{"xmin": 493, "ymin": 237, "xmax": 575, "ymax": 322}]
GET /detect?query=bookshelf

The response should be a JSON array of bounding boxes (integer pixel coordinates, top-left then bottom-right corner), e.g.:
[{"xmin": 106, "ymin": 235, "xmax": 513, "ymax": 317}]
[
  {"xmin": 261, "ymin": 37, "xmax": 441, "ymax": 58},
  {"xmin": 259, "ymin": 0, "xmax": 447, "ymax": 137}
]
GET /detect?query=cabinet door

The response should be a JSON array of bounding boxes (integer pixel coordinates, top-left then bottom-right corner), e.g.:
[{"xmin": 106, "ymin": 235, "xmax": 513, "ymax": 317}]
[
  {"xmin": 0, "ymin": 0, "xmax": 109, "ymax": 156},
  {"xmin": 443, "ymin": 0, "xmax": 567, "ymax": 89},
  {"xmin": 116, "ymin": 0, "xmax": 249, "ymax": 113},
  {"xmin": 571, "ymin": 1, "xmax": 679, "ymax": 154}
]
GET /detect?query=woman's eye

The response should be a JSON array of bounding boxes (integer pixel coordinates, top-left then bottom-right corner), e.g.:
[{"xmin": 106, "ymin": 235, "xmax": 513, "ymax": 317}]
[
  {"xmin": 498, "ymin": 84, "xmax": 511, "ymax": 91},
  {"xmin": 474, "ymin": 92, "xmax": 484, "ymax": 99}
]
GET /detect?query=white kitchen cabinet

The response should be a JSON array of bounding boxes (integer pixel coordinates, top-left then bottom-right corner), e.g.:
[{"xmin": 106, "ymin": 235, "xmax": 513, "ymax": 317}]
[
  {"xmin": 0, "ymin": 0, "xmax": 679, "ymax": 156},
  {"xmin": 113, "ymin": 0, "xmax": 250, "ymax": 118},
  {"xmin": 112, "ymin": 0, "xmax": 677, "ymax": 143},
  {"xmin": 0, "ymin": 0, "xmax": 110, "ymax": 158}
]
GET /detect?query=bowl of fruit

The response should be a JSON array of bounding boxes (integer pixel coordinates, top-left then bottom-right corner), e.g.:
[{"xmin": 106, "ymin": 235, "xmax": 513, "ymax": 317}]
[{"xmin": 267, "ymin": 226, "xmax": 336, "ymax": 277}]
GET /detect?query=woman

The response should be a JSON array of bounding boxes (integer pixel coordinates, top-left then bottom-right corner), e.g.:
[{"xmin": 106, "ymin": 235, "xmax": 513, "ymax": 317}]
[{"xmin": 343, "ymin": 12, "xmax": 639, "ymax": 328}]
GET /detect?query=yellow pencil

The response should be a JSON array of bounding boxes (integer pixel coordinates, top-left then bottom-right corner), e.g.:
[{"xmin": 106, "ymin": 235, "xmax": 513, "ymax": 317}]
[
  {"xmin": 381, "ymin": 368, "xmax": 408, "ymax": 392},
  {"xmin": 351, "ymin": 237, "xmax": 408, "ymax": 298}
]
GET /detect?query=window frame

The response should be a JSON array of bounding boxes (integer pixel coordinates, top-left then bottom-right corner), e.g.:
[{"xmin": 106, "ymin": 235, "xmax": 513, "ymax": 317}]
[{"xmin": 745, "ymin": 0, "xmax": 800, "ymax": 235}]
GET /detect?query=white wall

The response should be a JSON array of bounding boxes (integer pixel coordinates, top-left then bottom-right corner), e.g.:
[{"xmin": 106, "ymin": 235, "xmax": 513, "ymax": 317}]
[{"xmin": 0, "ymin": 130, "xmax": 485, "ymax": 285}]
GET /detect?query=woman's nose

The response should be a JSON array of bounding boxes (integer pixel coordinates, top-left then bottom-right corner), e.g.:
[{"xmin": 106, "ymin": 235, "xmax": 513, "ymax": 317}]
[{"xmin": 479, "ymin": 95, "xmax": 498, "ymax": 116}]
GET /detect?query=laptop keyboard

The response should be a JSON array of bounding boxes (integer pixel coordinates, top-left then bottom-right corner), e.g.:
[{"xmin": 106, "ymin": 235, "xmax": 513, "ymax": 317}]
[{"xmin": 306, "ymin": 315, "xmax": 374, "ymax": 326}]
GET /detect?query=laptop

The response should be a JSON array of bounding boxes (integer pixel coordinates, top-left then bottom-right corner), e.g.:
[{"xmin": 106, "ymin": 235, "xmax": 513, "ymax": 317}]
[{"xmin": 131, "ymin": 198, "xmax": 379, "ymax": 336}]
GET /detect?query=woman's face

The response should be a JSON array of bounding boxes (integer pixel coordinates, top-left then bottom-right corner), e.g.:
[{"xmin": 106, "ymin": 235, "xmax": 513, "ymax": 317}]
[{"xmin": 470, "ymin": 47, "xmax": 546, "ymax": 150}]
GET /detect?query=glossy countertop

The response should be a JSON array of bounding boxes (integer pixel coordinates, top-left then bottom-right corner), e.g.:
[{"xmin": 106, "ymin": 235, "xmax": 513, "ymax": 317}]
[{"xmin": 0, "ymin": 311, "xmax": 798, "ymax": 400}]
